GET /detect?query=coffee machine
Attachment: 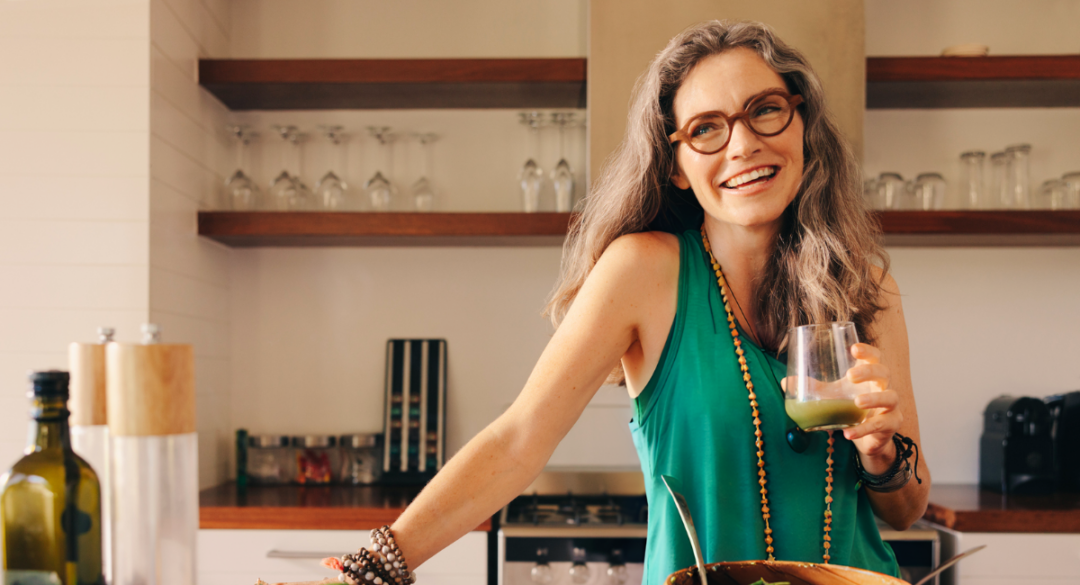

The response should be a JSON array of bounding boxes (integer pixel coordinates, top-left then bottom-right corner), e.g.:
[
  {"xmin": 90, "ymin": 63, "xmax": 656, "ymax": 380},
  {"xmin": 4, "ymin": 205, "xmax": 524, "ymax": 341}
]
[
  {"xmin": 979, "ymin": 395, "xmax": 1056, "ymax": 495},
  {"xmin": 1045, "ymin": 391, "xmax": 1080, "ymax": 492}
]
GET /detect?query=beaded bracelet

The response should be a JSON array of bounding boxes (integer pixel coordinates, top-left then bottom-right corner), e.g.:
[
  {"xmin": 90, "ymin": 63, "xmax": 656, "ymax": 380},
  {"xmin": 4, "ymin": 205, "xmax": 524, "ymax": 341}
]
[
  {"xmin": 371, "ymin": 525, "xmax": 415, "ymax": 585},
  {"xmin": 853, "ymin": 433, "xmax": 923, "ymax": 493},
  {"xmin": 333, "ymin": 525, "xmax": 415, "ymax": 585}
]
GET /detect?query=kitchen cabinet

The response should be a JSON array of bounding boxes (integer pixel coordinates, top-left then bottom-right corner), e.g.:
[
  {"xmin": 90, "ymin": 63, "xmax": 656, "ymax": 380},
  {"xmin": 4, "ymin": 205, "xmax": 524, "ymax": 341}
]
[{"xmin": 198, "ymin": 529, "xmax": 487, "ymax": 585}]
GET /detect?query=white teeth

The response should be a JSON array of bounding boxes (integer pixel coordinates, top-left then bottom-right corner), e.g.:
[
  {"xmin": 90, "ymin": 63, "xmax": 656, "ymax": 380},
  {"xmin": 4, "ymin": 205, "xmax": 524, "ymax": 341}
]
[{"xmin": 723, "ymin": 167, "xmax": 776, "ymax": 188}]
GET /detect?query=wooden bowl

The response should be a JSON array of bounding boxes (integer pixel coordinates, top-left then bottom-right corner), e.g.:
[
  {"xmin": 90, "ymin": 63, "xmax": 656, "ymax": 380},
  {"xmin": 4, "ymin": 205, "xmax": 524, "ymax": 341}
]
[{"xmin": 666, "ymin": 560, "xmax": 910, "ymax": 585}]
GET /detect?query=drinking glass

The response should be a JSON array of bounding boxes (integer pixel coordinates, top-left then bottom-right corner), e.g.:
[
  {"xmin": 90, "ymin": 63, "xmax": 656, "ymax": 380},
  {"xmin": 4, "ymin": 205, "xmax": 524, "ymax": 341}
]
[
  {"xmin": 913, "ymin": 172, "xmax": 946, "ymax": 210},
  {"xmin": 550, "ymin": 112, "xmax": 576, "ymax": 212},
  {"xmin": 1061, "ymin": 172, "xmax": 1080, "ymax": 209},
  {"xmin": 1005, "ymin": 143, "xmax": 1032, "ymax": 209},
  {"xmin": 410, "ymin": 133, "xmax": 438, "ymax": 212},
  {"xmin": 268, "ymin": 125, "xmax": 311, "ymax": 211},
  {"xmin": 519, "ymin": 112, "xmax": 545, "ymax": 213},
  {"xmin": 224, "ymin": 125, "xmax": 260, "ymax": 210},
  {"xmin": 1033, "ymin": 179, "xmax": 1066, "ymax": 210},
  {"xmin": 863, "ymin": 177, "xmax": 883, "ymax": 209},
  {"xmin": 365, "ymin": 127, "xmax": 397, "ymax": 212},
  {"xmin": 876, "ymin": 172, "xmax": 905, "ymax": 210},
  {"xmin": 959, "ymin": 150, "xmax": 985, "ymax": 209},
  {"xmin": 784, "ymin": 322, "xmax": 871, "ymax": 432},
  {"xmin": 313, "ymin": 125, "xmax": 352, "ymax": 210},
  {"xmin": 989, "ymin": 152, "xmax": 1008, "ymax": 209}
]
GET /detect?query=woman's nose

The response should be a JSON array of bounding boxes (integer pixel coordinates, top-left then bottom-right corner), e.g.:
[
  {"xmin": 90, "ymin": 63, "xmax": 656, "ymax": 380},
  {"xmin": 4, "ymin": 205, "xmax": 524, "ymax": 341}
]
[{"xmin": 725, "ymin": 119, "xmax": 763, "ymax": 159}]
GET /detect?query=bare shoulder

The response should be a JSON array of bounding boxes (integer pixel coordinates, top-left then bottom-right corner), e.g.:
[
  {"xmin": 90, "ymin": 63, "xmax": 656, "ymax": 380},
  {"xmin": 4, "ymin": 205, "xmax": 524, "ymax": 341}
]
[
  {"xmin": 581, "ymin": 231, "xmax": 680, "ymax": 311},
  {"xmin": 869, "ymin": 264, "xmax": 902, "ymax": 310},
  {"xmin": 598, "ymin": 231, "xmax": 680, "ymax": 276}
]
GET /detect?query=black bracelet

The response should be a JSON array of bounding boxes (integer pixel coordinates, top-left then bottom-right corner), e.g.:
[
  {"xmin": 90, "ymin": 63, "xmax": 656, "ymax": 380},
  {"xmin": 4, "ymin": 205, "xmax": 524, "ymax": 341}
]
[{"xmin": 854, "ymin": 433, "xmax": 922, "ymax": 493}]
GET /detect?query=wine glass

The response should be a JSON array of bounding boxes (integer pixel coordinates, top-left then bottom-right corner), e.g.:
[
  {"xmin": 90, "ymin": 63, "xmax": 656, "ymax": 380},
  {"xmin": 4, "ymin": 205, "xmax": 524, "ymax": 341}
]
[
  {"xmin": 519, "ymin": 112, "xmax": 545, "ymax": 213},
  {"xmin": 550, "ymin": 112, "xmax": 576, "ymax": 212},
  {"xmin": 410, "ymin": 132, "xmax": 438, "ymax": 212},
  {"xmin": 784, "ymin": 322, "xmax": 872, "ymax": 432},
  {"xmin": 365, "ymin": 126, "xmax": 396, "ymax": 212},
  {"xmin": 268, "ymin": 125, "xmax": 310, "ymax": 211},
  {"xmin": 314, "ymin": 125, "xmax": 352, "ymax": 210},
  {"xmin": 223, "ymin": 125, "xmax": 260, "ymax": 210}
]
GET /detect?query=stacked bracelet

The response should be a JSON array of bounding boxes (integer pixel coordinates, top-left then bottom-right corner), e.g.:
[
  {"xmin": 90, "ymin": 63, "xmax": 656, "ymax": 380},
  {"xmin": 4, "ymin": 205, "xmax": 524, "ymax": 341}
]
[
  {"xmin": 853, "ymin": 433, "xmax": 923, "ymax": 493},
  {"xmin": 333, "ymin": 525, "xmax": 415, "ymax": 585}
]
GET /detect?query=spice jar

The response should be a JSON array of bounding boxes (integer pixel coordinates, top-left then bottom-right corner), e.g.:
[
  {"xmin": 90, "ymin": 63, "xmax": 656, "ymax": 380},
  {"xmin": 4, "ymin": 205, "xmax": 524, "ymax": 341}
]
[
  {"xmin": 247, "ymin": 435, "xmax": 294, "ymax": 484},
  {"xmin": 294, "ymin": 435, "xmax": 339, "ymax": 484},
  {"xmin": 340, "ymin": 433, "xmax": 383, "ymax": 485}
]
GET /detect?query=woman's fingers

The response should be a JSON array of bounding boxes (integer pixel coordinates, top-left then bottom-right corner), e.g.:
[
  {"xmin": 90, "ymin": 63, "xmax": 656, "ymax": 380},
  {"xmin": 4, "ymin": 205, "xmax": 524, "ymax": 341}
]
[
  {"xmin": 848, "ymin": 362, "xmax": 890, "ymax": 389},
  {"xmin": 851, "ymin": 343, "xmax": 882, "ymax": 363},
  {"xmin": 844, "ymin": 407, "xmax": 903, "ymax": 443}
]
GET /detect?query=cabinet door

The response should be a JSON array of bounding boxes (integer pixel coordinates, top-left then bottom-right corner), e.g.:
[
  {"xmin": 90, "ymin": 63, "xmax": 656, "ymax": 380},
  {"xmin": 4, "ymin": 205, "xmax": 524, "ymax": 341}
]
[
  {"xmin": 951, "ymin": 532, "xmax": 1080, "ymax": 583},
  {"xmin": 198, "ymin": 529, "xmax": 487, "ymax": 585}
]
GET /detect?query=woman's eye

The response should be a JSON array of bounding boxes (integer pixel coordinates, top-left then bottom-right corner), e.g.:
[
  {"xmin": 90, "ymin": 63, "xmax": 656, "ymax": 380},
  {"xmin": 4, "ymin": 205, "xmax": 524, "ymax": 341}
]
[
  {"xmin": 752, "ymin": 105, "xmax": 781, "ymax": 117},
  {"xmin": 691, "ymin": 123, "xmax": 717, "ymax": 137}
]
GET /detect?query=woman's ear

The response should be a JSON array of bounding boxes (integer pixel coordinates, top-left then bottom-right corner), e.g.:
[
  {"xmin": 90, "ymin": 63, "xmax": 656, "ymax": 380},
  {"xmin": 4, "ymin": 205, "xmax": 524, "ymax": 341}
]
[{"xmin": 670, "ymin": 162, "xmax": 691, "ymax": 190}]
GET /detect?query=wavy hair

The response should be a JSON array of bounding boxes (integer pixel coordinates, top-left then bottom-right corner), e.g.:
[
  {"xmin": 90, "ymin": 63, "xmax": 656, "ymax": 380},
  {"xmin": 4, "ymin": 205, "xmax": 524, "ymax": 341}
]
[{"xmin": 545, "ymin": 20, "xmax": 889, "ymax": 367}]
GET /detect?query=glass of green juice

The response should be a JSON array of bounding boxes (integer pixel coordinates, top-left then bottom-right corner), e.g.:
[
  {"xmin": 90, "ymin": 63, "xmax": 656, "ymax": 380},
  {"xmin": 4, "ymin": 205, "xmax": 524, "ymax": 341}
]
[{"xmin": 784, "ymin": 322, "xmax": 871, "ymax": 431}]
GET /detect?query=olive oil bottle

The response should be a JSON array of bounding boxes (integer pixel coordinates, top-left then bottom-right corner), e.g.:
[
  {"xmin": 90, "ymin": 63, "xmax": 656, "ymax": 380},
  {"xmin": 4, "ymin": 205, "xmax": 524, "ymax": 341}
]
[{"xmin": 1, "ymin": 371, "xmax": 104, "ymax": 585}]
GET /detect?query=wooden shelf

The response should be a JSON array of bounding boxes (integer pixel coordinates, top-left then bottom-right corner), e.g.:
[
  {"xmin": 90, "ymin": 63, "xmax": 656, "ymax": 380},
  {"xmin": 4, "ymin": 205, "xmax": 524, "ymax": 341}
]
[
  {"xmin": 867, "ymin": 55, "xmax": 1080, "ymax": 108},
  {"xmin": 198, "ymin": 211, "xmax": 574, "ymax": 247},
  {"xmin": 198, "ymin": 211, "xmax": 1080, "ymax": 247},
  {"xmin": 198, "ymin": 58, "xmax": 587, "ymax": 109},
  {"xmin": 923, "ymin": 484, "xmax": 1080, "ymax": 533}
]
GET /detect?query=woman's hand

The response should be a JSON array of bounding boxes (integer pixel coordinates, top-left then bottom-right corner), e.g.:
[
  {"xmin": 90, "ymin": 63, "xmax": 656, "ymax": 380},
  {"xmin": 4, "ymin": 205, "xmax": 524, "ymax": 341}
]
[{"xmin": 843, "ymin": 342, "xmax": 903, "ymax": 474}]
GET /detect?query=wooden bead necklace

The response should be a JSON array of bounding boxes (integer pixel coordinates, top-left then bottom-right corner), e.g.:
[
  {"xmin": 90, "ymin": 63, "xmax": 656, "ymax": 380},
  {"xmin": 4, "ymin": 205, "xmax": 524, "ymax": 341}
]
[{"xmin": 700, "ymin": 225, "xmax": 834, "ymax": 564}]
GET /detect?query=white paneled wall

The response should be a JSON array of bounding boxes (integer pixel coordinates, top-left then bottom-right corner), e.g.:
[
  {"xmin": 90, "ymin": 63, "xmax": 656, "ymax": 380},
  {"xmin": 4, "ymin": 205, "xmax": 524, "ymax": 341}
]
[
  {"xmin": 0, "ymin": 0, "xmax": 151, "ymax": 472},
  {"xmin": 148, "ymin": 0, "xmax": 233, "ymax": 487}
]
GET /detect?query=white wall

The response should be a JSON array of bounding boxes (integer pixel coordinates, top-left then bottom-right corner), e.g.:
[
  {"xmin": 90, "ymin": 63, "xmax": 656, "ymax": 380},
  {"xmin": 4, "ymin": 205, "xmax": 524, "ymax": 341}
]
[
  {"xmin": 148, "ymin": 0, "xmax": 234, "ymax": 487},
  {"xmin": 0, "ymin": 0, "xmax": 151, "ymax": 472},
  {"xmin": 866, "ymin": 0, "xmax": 1080, "ymax": 483}
]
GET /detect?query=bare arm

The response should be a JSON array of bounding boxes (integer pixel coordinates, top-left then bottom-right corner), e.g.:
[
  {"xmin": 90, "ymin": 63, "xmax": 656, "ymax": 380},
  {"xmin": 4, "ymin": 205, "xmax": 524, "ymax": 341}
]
[
  {"xmin": 389, "ymin": 233, "xmax": 678, "ymax": 567},
  {"xmin": 843, "ymin": 272, "xmax": 931, "ymax": 530}
]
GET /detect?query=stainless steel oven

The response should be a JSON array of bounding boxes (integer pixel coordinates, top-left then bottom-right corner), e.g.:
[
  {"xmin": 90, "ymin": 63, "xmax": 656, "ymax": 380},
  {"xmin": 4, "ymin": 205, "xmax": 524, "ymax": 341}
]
[{"xmin": 497, "ymin": 471, "xmax": 940, "ymax": 585}]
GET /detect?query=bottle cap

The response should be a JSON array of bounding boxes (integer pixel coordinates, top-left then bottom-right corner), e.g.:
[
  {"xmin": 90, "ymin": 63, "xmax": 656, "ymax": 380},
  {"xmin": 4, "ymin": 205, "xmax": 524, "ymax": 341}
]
[{"xmin": 29, "ymin": 370, "xmax": 70, "ymax": 398}]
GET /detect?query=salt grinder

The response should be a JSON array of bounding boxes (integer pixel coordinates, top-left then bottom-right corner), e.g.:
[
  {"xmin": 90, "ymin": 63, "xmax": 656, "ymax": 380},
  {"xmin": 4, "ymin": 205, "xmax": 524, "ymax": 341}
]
[
  {"xmin": 107, "ymin": 324, "xmax": 198, "ymax": 585},
  {"xmin": 69, "ymin": 326, "xmax": 115, "ymax": 582}
]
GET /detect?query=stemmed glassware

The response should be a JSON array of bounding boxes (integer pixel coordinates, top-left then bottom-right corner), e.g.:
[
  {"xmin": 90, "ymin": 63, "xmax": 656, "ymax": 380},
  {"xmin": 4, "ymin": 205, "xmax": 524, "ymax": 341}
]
[
  {"xmin": 314, "ymin": 125, "xmax": 352, "ymax": 210},
  {"xmin": 519, "ymin": 112, "xmax": 545, "ymax": 213},
  {"xmin": 224, "ymin": 125, "xmax": 260, "ymax": 210},
  {"xmin": 410, "ymin": 133, "xmax": 438, "ymax": 212},
  {"xmin": 268, "ymin": 125, "xmax": 311, "ymax": 211},
  {"xmin": 550, "ymin": 112, "xmax": 576, "ymax": 212},
  {"xmin": 365, "ymin": 126, "xmax": 396, "ymax": 212}
]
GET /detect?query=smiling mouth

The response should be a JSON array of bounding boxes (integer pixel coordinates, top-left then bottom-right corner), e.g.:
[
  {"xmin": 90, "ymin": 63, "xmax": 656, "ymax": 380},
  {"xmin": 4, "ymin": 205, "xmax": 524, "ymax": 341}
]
[{"xmin": 722, "ymin": 166, "xmax": 778, "ymax": 189}]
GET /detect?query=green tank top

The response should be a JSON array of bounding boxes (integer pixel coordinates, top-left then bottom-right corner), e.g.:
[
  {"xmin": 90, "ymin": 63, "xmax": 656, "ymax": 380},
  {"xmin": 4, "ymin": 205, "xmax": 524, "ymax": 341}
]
[{"xmin": 630, "ymin": 229, "xmax": 900, "ymax": 585}]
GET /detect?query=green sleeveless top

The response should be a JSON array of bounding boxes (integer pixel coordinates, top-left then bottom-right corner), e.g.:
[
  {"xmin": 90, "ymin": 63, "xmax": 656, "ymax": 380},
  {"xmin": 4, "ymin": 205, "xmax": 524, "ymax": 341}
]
[{"xmin": 630, "ymin": 229, "xmax": 900, "ymax": 585}]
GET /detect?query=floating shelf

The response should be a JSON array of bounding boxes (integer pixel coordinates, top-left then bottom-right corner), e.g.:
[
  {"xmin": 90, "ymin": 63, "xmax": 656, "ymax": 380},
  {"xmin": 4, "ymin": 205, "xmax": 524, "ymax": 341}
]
[
  {"xmin": 867, "ymin": 55, "xmax": 1080, "ymax": 108},
  {"xmin": 198, "ymin": 58, "xmax": 587, "ymax": 110},
  {"xmin": 198, "ymin": 211, "xmax": 1080, "ymax": 247}
]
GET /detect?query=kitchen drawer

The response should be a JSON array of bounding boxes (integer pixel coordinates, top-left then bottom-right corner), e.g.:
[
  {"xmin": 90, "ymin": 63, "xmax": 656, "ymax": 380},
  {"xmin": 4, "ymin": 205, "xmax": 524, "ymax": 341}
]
[
  {"xmin": 198, "ymin": 529, "xmax": 487, "ymax": 585},
  {"xmin": 950, "ymin": 533, "xmax": 1080, "ymax": 580}
]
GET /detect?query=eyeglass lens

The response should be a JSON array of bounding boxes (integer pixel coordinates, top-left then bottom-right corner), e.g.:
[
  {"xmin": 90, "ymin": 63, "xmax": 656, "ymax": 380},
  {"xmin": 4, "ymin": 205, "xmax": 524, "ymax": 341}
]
[{"xmin": 686, "ymin": 94, "xmax": 796, "ymax": 154}]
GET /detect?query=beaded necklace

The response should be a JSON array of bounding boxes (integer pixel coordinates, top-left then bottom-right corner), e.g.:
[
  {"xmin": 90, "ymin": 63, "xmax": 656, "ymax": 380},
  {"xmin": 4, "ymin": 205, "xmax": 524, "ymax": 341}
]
[{"xmin": 699, "ymin": 225, "xmax": 835, "ymax": 564}]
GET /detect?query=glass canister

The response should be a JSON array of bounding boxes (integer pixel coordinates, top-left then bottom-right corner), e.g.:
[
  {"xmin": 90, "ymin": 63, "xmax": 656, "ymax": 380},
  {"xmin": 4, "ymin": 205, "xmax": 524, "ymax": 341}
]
[
  {"xmin": 340, "ymin": 433, "xmax": 383, "ymax": 485},
  {"xmin": 294, "ymin": 435, "xmax": 339, "ymax": 484},
  {"xmin": 959, "ymin": 151, "xmax": 985, "ymax": 209},
  {"xmin": 1005, "ymin": 144, "xmax": 1032, "ymax": 209},
  {"xmin": 1033, "ymin": 179, "xmax": 1066, "ymax": 210},
  {"xmin": 877, "ymin": 172, "xmax": 905, "ymax": 210},
  {"xmin": 913, "ymin": 173, "xmax": 946, "ymax": 211},
  {"xmin": 989, "ymin": 152, "xmax": 1008, "ymax": 209},
  {"xmin": 1061, "ymin": 172, "xmax": 1080, "ymax": 209},
  {"xmin": 863, "ymin": 177, "xmax": 883, "ymax": 209},
  {"xmin": 247, "ymin": 434, "xmax": 294, "ymax": 484}
]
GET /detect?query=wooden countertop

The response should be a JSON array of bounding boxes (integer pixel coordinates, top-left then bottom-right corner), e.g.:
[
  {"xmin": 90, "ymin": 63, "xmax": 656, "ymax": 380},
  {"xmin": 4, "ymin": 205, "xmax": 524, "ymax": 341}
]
[
  {"xmin": 922, "ymin": 484, "xmax": 1080, "ymax": 533},
  {"xmin": 199, "ymin": 482, "xmax": 492, "ymax": 531}
]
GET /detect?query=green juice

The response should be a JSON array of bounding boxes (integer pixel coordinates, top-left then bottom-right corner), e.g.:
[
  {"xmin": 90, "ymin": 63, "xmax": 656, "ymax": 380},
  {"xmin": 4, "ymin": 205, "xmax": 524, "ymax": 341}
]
[{"xmin": 785, "ymin": 398, "xmax": 868, "ymax": 431}]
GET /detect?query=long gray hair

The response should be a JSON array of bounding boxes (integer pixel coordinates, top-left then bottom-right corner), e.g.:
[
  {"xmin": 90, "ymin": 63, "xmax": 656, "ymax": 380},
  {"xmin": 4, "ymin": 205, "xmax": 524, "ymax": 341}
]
[{"xmin": 545, "ymin": 20, "xmax": 889, "ymax": 362}]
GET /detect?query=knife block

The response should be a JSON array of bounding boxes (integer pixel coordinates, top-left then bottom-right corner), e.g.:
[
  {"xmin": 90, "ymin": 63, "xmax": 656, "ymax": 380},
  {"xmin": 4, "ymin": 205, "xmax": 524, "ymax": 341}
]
[{"xmin": 381, "ymin": 339, "xmax": 447, "ymax": 485}]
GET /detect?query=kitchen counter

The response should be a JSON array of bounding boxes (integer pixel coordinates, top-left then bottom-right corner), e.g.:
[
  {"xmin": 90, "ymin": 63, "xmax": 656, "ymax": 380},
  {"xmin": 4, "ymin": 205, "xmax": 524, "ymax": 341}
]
[
  {"xmin": 922, "ymin": 484, "xmax": 1080, "ymax": 533},
  {"xmin": 199, "ymin": 482, "xmax": 492, "ymax": 531}
]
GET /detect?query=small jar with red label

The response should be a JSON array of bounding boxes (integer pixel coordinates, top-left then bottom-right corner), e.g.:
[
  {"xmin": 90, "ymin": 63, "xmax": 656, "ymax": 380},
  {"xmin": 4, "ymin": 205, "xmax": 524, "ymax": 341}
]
[{"xmin": 293, "ymin": 435, "xmax": 339, "ymax": 484}]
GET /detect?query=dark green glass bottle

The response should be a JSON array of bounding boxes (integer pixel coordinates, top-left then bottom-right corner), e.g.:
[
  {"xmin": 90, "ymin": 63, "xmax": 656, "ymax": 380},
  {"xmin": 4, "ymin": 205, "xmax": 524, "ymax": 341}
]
[{"xmin": 1, "ymin": 371, "xmax": 104, "ymax": 585}]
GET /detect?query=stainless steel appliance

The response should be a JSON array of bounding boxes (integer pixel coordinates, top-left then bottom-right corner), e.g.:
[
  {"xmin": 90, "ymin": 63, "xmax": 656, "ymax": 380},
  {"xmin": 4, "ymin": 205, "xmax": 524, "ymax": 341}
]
[{"xmin": 497, "ymin": 471, "xmax": 940, "ymax": 585}]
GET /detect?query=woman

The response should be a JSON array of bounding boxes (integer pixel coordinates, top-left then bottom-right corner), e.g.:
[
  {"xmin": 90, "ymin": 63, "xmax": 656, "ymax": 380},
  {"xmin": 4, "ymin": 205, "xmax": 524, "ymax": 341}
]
[{"xmin": 317, "ymin": 20, "xmax": 930, "ymax": 585}]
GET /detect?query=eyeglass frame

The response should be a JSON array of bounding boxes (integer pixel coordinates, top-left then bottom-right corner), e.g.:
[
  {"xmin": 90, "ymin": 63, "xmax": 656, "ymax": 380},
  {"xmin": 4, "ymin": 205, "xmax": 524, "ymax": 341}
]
[{"xmin": 667, "ymin": 90, "xmax": 804, "ymax": 155}]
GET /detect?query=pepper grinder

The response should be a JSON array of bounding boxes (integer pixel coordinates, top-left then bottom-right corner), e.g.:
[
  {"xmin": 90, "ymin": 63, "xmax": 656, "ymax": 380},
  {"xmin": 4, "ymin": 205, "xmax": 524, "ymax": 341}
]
[
  {"xmin": 69, "ymin": 326, "xmax": 115, "ymax": 582},
  {"xmin": 107, "ymin": 324, "xmax": 198, "ymax": 585}
]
